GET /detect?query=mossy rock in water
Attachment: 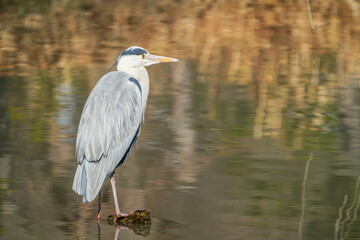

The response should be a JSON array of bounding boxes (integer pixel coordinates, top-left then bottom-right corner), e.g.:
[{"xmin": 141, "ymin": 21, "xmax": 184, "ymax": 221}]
[
  {"xmin": 107, "ymin": 209, "xmax": 151, "ymax": 225},
  {"xmin": 107, "ymin": 210, "xmax": 151, "ymax": 236}
]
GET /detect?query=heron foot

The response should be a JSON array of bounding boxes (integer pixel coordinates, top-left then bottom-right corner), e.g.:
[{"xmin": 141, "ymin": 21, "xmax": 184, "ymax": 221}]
[
  {"xmin": 97, "ymin": 212, "xmax": 102, "ymax": 224},
  {"xmin": 113, "ymin": 212, "xmax": 133, "ymax": 223},
  {"xmin": 107, "ymin": 209, "xmax": 151, "ymax": 226}
]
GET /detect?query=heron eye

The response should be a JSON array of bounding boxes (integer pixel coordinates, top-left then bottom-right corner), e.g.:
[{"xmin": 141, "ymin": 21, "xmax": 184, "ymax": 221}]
[{"xmin": 142, "ymin": 54, "xmax": 145, "ymax": 59}]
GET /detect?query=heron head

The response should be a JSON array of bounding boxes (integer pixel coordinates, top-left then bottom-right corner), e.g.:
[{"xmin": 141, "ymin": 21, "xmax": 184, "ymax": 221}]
[{"xmin": 114, "ymin": 46, "xmax": 178, "ymax": 72}]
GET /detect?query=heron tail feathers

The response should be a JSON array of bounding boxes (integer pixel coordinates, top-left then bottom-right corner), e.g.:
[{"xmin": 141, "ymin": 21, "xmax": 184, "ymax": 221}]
[
  {"xmin": 72, "ymin": 164, "xmax": 87, "ymax": 202},
  {"xmin": 72, "ymin": 161, "xmax": 107, "ymax": 203}
]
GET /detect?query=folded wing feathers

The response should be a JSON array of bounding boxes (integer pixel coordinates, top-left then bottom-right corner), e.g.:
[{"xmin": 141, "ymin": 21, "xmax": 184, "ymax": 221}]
[{"xmin": 73, "ymin": 72, "xmax": 143, "ymax": 202}]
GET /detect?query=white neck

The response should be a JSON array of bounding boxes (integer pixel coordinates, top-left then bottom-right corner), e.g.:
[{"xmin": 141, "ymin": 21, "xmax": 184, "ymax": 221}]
[{"xmin": 117, "ymin": 64, "xmax": 150, "ymax": 115}]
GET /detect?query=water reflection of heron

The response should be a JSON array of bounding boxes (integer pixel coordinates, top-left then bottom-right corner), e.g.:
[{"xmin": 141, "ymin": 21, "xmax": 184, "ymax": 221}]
[
  {"xmin": 72, "ymin": 46, "xmax": 178, "ymax": 222},
  {"xmin": 98, "ymin": 222, "xmax": 151, "ymax": 240}
]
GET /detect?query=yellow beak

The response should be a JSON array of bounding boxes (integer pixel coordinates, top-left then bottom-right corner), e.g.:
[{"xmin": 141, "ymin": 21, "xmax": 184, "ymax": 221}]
[{"xmin": 145, "ymin": 55, "xmax": 179, "ymax": 66}]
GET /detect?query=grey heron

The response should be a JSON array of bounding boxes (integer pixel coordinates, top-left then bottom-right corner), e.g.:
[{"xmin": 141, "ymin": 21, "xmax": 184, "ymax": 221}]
[{"xmin": 72, "ymin": 46, "xmax": 178, "ymax": 222}]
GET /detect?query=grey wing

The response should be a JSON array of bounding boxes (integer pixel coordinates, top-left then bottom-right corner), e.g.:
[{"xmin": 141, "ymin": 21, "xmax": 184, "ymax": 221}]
[{"xmin": 73, "ymin": 72, "xmax": 143, "ymax": 202}]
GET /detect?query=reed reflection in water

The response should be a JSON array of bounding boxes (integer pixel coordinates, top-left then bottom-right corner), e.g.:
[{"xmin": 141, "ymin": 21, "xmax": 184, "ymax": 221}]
[{"xmin": 1, "ymin": 0, "xmax": 360, "ymax": 239}]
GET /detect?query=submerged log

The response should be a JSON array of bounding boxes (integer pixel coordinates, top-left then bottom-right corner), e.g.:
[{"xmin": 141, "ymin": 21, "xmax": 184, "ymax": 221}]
[{"xmin": 107, "ymin": 209, "xmax": 151, "ymax": 236}]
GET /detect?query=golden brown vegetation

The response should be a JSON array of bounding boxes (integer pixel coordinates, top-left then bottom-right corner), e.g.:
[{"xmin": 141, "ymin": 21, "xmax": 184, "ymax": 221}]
[{"xmin": 1, "ymin": 0, "xmax": 360, "ymax": 145}]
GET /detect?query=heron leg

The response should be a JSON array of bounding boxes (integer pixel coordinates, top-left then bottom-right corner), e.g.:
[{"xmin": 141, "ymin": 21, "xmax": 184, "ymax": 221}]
[
  {"xmin": 110, "ymin": 173, "xmax": 124, "ymax": 218},
  {"xmin": 97, "ymin": 188, "xmax": 102, "ymax": 223},
  {"xmin": 110, "ymin": 173, "xmax": 132, "ymax": 222}
]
